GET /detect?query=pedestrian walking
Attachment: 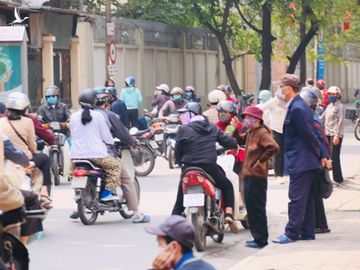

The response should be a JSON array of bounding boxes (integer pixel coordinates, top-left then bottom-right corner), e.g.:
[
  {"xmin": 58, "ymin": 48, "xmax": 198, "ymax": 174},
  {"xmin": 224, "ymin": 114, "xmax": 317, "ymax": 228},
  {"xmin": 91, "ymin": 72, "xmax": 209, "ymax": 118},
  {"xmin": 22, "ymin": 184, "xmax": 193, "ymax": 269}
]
[
  {"xmin": 273, "ymin": 74, "xmax": 325, "ymax": 244},
  {"xmin": 320, "ymin": 86, "xmax": 345, "ymax": 184},
  {"xmin": 239, "ymin": 106, "xmax": 278, "ymax": 248},
  {"xmin": 120, "ymin": 76, "xmax": 143, "ymax": 127}
]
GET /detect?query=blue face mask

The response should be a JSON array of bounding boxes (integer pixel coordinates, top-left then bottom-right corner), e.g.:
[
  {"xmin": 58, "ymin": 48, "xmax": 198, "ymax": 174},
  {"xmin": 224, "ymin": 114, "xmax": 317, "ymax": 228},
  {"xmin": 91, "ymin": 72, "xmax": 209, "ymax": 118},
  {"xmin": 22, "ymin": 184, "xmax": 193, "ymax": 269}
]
[
  {"xmin": 185, "ymin": 91, "xmax": 193, "ymax": 98},
  {"xmin": 328, "ymin": 96, "xmax": 337, "ymax": 103},
  {"xmin": 172, "ymin": 95, "xmax": 182, "ymax": 101},
  {"xmin": 47, "ymin": 96, "xmax": 58, "ymax": 105}
]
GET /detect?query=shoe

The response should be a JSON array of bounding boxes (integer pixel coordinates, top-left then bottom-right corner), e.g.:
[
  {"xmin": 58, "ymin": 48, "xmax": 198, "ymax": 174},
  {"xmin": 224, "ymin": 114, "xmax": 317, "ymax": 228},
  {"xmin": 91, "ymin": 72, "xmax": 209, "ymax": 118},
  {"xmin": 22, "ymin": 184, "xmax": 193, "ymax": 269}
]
[
  {"xmin": 246, "ymin": 240, "xmax": 255, "ymax": 244},
  {"xmin": 70, "ymin": 211, "xmax": 79, "ymax": 219},
  {"xmin": 132, "ymin": 213, "xmax": 151, "ymax": 223},
  {"xmin": 100, "ymin": 194, "xmax": 120, "ymax": 202},
  {"xmin": 40, "ymin": 195, "xmax": 53, "ymax": 210},
  {"xmin": 315, "ymin": 228, "xmax": 331, "ymax": 234},
  {"xmin": 245, "ymin": 241, "xmax": 264, "ymax": 249},
  {"xmin": 300, "ymin": 235, "xmax": 315, "ymax": 240},
  {"xmin": 272, "ymin": 234, "xmax": 294, "ymax": 244},
  {"xmin": 225, "ymin": 215, "xmax": 239, "ymax": 234}
]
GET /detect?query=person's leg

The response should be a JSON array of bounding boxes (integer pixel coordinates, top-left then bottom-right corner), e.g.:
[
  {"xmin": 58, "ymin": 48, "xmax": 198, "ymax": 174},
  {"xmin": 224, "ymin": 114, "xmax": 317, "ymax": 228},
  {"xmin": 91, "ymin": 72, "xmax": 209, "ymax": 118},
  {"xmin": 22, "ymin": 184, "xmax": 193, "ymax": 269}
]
[
  {"xmin": 314, "ymin": 171, "xmax": 329, "ymax": 231},
  {"xmin": 301, "ymin": 171, "xmax": 316, "ymax": 239},
  {"xmin": 120, "ymin": 168, "xmax": 138, "ymax": 211},
  {"xmin": 128, "ymin": 109, "xmax": 139, "ymax": 128},
  {"xmin": 285, "ymin": 170, "xmax": 315, "ymax": 240},
  {"xmin": 331, "ymin": 137, "xmax": 344, "ymax": 183},
  {"xmin": 32, "ymin": 153, "xmax": 52, "ymax": 198},
  {"xmin": 272, "ymin": 131, "xmax": 284, "ymax": 177},
  {"xmin": 244, "ymin": 177, "xmax": 268, "ymax": 247},
  {"xmin": 90, "ymin": 156, "xmax": 122, "ymax": 191},
  {"xmin": 171, "ymin": 180, "xmax": 185, "ymax": 216}
]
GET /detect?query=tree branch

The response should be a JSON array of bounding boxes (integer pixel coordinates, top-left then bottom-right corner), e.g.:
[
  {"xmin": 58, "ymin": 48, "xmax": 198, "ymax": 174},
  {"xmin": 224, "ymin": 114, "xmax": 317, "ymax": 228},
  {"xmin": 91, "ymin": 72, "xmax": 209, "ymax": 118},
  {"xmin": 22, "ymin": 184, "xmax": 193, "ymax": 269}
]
[
  {"xmin": 192, "ymin": 2, "xmax": 219, "ymax": 34},
  {"xmin": 234, "ymin": 2, "xmax": 262, "ymax": 35},
  {"xmin": 231, "ymin": 50, "xmax": 253, "ymax": 60}
]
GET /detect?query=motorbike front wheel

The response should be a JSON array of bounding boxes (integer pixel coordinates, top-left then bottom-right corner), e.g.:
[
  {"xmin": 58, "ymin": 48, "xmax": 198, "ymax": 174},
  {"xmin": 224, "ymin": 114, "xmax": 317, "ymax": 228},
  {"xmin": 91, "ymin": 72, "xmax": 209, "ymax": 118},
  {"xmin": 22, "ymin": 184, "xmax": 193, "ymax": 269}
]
[
  {"xmin": 168, "ymin": 148, "xmax": 176, "ymax": 169},
  {"xmin": 354, "ymin": 119, "xmax": 360, "ymax": 141},
  {"xmin": 132, "ymin": 145, "xmax": 155, "ymax": 177},
  {"xmin": 191, "ymin": 207, "xmax": 207, "ymax": 252},
  {"xmin": 51, "ymin": 151, "xmax": 60, "ymax": 186}
]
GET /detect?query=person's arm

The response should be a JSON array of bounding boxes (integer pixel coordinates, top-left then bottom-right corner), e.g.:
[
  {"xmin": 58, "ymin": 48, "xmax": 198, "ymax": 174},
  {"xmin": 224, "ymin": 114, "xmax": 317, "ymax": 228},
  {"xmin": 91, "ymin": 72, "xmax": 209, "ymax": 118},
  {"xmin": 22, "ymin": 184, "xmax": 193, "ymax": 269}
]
[
  {"xmin": 97, "ymin": 114, "xmax": 114, "ymax": 145},
  {"xmin": 216, "ymin": 127, "xmax": 238, "ymax": 149},
  {"xmin": 108, "ymin": 113, "xmax": 136, "ymax": 146},
  {"xmin": 258, "ymin": 97, "xmax": 276, "ymax": 112},
  {"xmin": 3, "ymin": 139, "xmax": 29, "ymax": 167},
  {"xmin": 137, "ymin": 89, "xmax": 143, "ymax": 106},
  {"xmin": 36, "ymin": 106, "xmax": 45, "ymax": 122},
  {"xmin": 314, "ymin": 124, "xmax": 329, "ymax": 159},
  {"xmin": 29, "ymin": 115, "xmax": 55, "ymax": 145},
  {"xmin": 151, "ymin": 95, "xmax": 160, "ymax": 107},
  {"xmin": 257, "ymin": 131, "xmax": 279, "ymax": 163},
  {"xmin": 292, "ymin": 107, "xmax": 320, "ymax": 158},
  {"xmin": 174, "ymin": 127, "xmax": 185, "ymax": 165},
  {"xmin": 64, "ymin": 103, "xmax": 71, "ymax": 122},
  {"xmin": 158, "ymin": 101, "xmax": 169, "ymax": 118},
  {"xmin": 336, "ymin": 104, "xmax": 345, "ymax": 137}
]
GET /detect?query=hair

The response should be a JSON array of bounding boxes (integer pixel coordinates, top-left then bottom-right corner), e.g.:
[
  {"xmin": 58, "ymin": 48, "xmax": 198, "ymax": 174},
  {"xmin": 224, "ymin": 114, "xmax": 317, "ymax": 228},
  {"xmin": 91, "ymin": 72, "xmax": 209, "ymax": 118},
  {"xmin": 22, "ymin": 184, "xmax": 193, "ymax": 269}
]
[
  {"xmin": 81, "ymin": 106, "xmax": 92, "ymax": 125},
  {"xmin": 105, "ymin": 79, "xmax": 115, "ymax": 87},
  {"xmin": 306, "ymin": 78, "xmax": 314, "ymax": 86},
  {"xmin": 164, "ymin": 235, "xmax": 192, "ymax": 255},
  {"xmin": 7, "ymin": 108, "xmax": 25, "ymax": 120}
]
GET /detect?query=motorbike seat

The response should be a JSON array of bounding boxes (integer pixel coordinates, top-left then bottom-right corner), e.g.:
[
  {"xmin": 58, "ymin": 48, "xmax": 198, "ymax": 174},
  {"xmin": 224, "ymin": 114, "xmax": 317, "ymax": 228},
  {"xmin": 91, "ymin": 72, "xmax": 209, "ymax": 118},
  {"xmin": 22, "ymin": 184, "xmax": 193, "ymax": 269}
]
[
  {"xmin": 181, "ymin": 167, "xmax": 215, "ymax": 185},
  {"xmin": 72, "ymin": 159, "xmax": 103, "ymax": 171}
]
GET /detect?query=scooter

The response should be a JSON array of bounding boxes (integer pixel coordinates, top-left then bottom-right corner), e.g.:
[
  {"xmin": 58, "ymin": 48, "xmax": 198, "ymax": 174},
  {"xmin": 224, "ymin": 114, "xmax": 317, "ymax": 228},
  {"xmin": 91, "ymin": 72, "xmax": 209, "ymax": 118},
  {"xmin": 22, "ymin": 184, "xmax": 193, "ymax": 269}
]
[
  {"xmin": 181, "ymin": 146, "xmax": 247, "ymax": 252},
  {"xmin": 71, "ymin": 139, "xmax": 140, "ymax": 225}
]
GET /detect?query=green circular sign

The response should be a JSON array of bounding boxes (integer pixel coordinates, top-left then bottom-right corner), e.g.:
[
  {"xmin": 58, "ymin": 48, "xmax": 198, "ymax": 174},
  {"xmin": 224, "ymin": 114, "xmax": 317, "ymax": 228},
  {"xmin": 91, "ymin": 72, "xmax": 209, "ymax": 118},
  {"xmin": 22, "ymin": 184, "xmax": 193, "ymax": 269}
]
[{"xmin": 0, "ymin": 60, "xmax": 6, "ymax": 77}]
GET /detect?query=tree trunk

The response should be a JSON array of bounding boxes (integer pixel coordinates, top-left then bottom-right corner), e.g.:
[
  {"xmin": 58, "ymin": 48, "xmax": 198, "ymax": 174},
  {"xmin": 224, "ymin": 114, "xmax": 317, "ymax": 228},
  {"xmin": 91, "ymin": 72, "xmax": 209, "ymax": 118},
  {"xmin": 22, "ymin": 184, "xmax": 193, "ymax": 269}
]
[
  {"xmin": 259, "ymin": 1, "xmax": 273, "ymax": 90},
  {"xmin": 217, "ymin": 35, "xmax": 241, "ymax": 96},
  {"xmin": 299, "ymin": 0, "xmax": 307, "ymax": 84}
]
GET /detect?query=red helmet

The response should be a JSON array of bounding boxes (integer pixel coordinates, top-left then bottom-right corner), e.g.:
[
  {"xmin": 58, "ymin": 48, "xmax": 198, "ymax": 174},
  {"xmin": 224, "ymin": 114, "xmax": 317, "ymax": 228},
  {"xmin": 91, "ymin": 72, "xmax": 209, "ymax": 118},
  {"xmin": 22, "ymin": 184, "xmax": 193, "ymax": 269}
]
[{"xmin": 316, "ymin": 80, "xmax": 326, "ymax": 89}]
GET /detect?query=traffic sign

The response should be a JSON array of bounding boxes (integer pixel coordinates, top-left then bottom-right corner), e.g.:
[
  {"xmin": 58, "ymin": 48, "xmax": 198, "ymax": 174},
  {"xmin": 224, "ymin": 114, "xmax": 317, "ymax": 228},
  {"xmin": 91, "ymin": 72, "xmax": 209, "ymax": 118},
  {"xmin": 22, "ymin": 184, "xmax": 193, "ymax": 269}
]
[
  {"xmin": 108, "ymin": 41, "xmax": 116, "ymax": 64},
  {"xmin": 107, "ymin": 64, "xmax": 118, "ymax": 76}
]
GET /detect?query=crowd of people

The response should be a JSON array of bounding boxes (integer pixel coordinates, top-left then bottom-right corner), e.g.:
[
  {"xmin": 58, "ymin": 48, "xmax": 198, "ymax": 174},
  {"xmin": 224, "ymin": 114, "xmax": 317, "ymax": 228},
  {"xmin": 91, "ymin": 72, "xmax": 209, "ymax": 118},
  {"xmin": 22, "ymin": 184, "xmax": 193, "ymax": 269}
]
[{"xmin": 0, "ymin": 71, "xmax": 353, "ymax": 269}]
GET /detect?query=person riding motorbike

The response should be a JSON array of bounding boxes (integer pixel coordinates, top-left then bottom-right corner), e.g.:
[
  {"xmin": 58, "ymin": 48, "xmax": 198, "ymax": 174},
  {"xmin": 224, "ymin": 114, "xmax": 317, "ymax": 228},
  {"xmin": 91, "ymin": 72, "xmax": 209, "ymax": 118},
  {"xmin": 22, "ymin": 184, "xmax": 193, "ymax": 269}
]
[
  {"xmin": 106, "ymin": 86, "xmax": 130, "ymax": 128},
  {"xmin": 184, "ymin": 85, "xmax": 201, "ymax": 103},
  {"xmin": 158, "ymin": 87, "xmax": 188, "ymax": 118},
  {"xmin": 152, "ymin": 84, "xmax": 171, "ymax": 116},
  {"xmin": 69, "ymin": 89, "xmax": 150, "ymax": 223},
  {"xmin": 171, "ymin": 102, "xmax": 239, "ymax": 233},
  {"xmin": 37, "ymin": 85, "xmax": 71, "ymax": 134},
  {"xmin": 222, "ymin": 85, "xmax": 238, "ymax": 103},
  {"xmin": 203, "ymin": 89, "xmax": 227, "ymax": 123},
  {"xmin": 0, "ymin": 92, "xmax": 53, "ymax": 203}
]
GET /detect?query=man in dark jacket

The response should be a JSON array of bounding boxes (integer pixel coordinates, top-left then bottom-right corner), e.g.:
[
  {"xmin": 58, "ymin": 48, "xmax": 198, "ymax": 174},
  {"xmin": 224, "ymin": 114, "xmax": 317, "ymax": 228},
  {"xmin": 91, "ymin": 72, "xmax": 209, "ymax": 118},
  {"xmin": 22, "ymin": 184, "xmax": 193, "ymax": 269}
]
[
  {"xmin": 273, "ymin": 74, "xmax": 326, "ymax": 244},
  {"xmin": 171, "ymin": 102, "xmax": 239, "ymax": 233},
  {"xmin": 106, "ymin": 86, "xmax": 130, "ymax": 128}
]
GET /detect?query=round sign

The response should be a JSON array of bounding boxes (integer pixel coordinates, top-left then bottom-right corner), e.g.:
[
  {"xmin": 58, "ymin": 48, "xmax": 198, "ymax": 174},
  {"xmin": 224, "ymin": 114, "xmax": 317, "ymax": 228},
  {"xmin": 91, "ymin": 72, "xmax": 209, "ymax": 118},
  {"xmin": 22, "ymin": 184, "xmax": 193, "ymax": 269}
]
[{"xmin": 109, "ymin": 41, "xmax": 116, "ymax": 64}]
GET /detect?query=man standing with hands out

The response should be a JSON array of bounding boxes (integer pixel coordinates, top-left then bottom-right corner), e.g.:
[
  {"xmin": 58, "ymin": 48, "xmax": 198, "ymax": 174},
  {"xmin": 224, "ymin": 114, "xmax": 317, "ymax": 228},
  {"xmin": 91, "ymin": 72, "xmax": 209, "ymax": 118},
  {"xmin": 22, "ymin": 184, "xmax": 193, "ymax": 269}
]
[{"xmin": 273, "ymin": 74, "xmax": 326, "ymax": 244}]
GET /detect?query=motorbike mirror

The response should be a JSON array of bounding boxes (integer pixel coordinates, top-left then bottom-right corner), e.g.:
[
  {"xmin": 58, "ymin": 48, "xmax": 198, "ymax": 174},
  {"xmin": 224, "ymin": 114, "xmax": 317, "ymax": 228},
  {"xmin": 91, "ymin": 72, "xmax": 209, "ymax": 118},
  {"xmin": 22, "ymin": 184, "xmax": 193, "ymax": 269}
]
[{"xmin": 129, "ymin": 127, "xmax": 139, "ymax": 136}]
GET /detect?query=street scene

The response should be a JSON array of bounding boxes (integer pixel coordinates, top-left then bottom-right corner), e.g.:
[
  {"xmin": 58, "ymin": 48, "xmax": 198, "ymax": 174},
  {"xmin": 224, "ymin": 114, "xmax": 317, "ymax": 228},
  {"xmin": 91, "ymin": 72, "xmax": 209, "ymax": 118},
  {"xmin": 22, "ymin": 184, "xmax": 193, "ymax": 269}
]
[{"xmin": 0, "ymin": 0, "xmax": 360, "ymax": 270}]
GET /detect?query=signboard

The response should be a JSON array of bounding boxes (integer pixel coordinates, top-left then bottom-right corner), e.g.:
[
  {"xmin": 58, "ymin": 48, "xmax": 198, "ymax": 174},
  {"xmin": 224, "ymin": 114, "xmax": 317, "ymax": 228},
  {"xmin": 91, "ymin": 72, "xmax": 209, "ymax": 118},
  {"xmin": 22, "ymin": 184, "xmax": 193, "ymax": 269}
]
[
  {"xmin": 0, "ymin": 45, "xmax": 22, "ymax": 93},
  {"xmin": 317, "ymin": 40, "xmax": 325, "ymax": 80},
  {"xmin": 108, "ymin": 41, "xmax": 116, "ymax": 64},
  {"xmin": 107, "ymin": 22, "xmax": 115, "ymax": 36},
  {"xmin": 107, "ymin": 64, "xmax": 119, "ymax": 76}
]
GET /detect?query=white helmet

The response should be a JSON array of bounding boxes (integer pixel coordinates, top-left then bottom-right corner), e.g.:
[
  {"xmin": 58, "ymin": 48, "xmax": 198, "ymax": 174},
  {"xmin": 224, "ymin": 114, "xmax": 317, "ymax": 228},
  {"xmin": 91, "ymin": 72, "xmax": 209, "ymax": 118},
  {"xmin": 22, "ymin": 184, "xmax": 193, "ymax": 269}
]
[
  {"xmin": 208, "ymin": 89, "xmax": 226, "ymax": 104},
  {"xmin": 156, "ymin": 84, "xmax": 170, "ymax": 93},
  {"xmin": 328, "ymin": 86, "xmax": 341, "ymax": 95},
  {"xmin": 6, "ymin": 92, "xmax": 30, "ymax": 111}
]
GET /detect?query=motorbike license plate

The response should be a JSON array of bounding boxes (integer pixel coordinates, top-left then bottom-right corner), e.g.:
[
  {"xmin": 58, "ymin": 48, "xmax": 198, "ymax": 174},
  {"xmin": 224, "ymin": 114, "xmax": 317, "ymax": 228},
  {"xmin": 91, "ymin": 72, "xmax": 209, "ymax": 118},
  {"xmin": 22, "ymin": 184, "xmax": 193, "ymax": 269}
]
[
  {"xmin": 183, "ymin": 193, "xmax": 204, "ymax": 207},
  {"xmin": 149, "ymin": 140, "xmax": 159, "ymax": 149},
  {"xmin": 71, "ymin": 176, "xmax": 87, "ymax": 188},
  {"xmin": 154, "ymin": 133, "xmax": 164, "ymax": 142}
]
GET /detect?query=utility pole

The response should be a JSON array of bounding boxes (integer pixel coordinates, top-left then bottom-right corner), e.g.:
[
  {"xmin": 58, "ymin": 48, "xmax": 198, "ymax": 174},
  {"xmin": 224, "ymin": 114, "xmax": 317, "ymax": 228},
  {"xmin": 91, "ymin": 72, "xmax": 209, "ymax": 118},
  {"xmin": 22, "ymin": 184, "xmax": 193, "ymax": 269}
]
[{"xmin": 105, "ymin": 0, "xmax": 111, "ymax": 79}]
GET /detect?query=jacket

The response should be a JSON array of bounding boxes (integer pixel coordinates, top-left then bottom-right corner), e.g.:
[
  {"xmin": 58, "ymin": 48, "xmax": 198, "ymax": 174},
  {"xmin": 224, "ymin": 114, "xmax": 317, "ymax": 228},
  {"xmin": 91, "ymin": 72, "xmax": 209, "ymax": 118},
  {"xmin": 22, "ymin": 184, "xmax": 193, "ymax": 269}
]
[
  {"xmin": 159, "ymin": 99, "xmax": 188, "ymax": 117},
  {"xmin": 37, "ymin": 101, "xmax": 70, "ymax": 123},
  {"xmin": 175, "ymin": 117, "xmax": 237, "ymax": 165},
  {"xmin": 1, "ymin": 132, "xmax": 29, "ymax": 167},
  {"xmin": 243, "ymin": 125, "xmax": 279, "ymax": 179},
  {"xmin": 257, "ymin": 97, "xmax": 287, "ymax": 134},
  {"xmin": 320, "ymin": 100, "xmax": 345, "ymax": 138},
  {"xmin": 27, "ymin": 114, "xmax": 55, "ymax": 145},
  {"xmin": 111, "ymin": 99, "xmax": 130, "ymax": 128},
  {"xmin": 151, "ymin": 94, "xmax": 170, "ymax": 112},
  {"xmin": 120, "ymin": 87, "xmax": 143, "ymax": 110},
  {"xmin": 284, "ymin": 95, "xmax": 321, "ymax": 174},
  {"xmin": 203, "ymin": 106, "xmax": 218, "ymax": 124}
]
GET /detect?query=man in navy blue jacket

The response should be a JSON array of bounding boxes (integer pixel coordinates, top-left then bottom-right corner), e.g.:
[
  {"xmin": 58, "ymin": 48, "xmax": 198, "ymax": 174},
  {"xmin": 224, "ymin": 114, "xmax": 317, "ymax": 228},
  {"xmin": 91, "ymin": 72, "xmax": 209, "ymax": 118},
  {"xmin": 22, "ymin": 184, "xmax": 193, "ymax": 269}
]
[
  {"xmin": 105, "ymin": 87, "xmax": 130, "ymax": 129},
  {"xmin": 273, "ymin": 74, "xmax": 327, "ymax": 244}
]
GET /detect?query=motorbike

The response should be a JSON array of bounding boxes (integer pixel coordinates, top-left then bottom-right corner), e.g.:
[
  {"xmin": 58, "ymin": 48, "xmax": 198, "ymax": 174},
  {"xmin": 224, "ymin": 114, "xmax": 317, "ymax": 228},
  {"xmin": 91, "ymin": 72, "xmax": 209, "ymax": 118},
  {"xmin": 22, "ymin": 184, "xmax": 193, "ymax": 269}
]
[
  {"xmin": 345, "ymin": 107, "xmax": 360, "ymax": 141},
  {"xmin": 181, "ymin": 147, "xmax": 248, "ymax": 252},
  {"xmin": 71, "ymin": 139, "xmax": 140, "ymax": 225},
  {"xmin": 42, "ymin": 122, "xmax": 69, "ymax": 186}
]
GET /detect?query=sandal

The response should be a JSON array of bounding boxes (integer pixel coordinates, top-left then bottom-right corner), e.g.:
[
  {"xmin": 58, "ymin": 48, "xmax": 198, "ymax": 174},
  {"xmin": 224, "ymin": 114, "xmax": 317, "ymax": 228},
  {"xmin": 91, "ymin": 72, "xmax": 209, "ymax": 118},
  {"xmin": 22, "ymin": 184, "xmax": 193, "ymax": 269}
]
[
  {"xmin": 40, "ymin": 195, "xmax": 53, "ymax": 210},
  {"xmin": 225, "ymin": 213, "xmax": 239, "ymax": 234}
]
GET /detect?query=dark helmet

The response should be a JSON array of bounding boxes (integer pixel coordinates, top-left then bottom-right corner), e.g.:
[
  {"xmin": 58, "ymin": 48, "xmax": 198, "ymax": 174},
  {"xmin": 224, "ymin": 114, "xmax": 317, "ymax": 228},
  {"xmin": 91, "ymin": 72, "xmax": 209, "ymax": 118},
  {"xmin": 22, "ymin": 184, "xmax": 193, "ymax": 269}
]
[
  {"xmin": 105, "ymin": 86, "xmax": 117, "ymax": 97},
  {"xmin": 94, "ymin": 86, "xmax": 108, "ymax": 105},
  {"xmin": 79, "ymin": 89, "xmax": 96, "ymax": 108},
  {"xmin": 45, "ymin": 85, "xmax": 60, "ymax": 97},
  {"xmin": 178, "ymin": 102, "xmax": 202, "ymax": 115},
  {"xmin": 216, "ymin": 100, "xmax": 237, "ymax": 114}
]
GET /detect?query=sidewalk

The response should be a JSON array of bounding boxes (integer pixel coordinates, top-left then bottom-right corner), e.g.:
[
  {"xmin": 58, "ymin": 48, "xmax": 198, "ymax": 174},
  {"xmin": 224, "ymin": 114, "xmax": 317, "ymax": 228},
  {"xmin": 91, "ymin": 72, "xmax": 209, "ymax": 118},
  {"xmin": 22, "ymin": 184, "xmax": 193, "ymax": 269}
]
[{"xmin": 228, "ymin": 174, "xmax": 360, "ymax": 270}]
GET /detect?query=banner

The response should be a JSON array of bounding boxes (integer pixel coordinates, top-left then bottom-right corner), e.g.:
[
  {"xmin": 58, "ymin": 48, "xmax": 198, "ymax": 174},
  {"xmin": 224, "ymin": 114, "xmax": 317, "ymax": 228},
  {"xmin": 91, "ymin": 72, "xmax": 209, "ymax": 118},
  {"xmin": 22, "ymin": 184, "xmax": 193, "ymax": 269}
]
[{"xmin": 317, "ymin": 40, "xmax": 325, "ymax": 80}]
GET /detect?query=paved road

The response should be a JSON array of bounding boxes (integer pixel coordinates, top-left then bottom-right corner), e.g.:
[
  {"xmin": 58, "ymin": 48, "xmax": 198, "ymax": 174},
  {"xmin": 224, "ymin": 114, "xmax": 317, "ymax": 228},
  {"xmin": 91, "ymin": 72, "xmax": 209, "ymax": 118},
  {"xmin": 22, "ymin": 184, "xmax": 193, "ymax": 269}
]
[{"xmin": 29, "ymin": 121, "xmax": 360, "ymax": 270}]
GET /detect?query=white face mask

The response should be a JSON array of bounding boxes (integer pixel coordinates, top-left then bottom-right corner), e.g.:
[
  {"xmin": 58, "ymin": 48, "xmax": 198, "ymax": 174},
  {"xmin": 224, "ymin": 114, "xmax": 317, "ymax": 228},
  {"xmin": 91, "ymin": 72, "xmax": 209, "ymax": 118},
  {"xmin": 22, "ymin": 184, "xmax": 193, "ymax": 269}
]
[{"xmin": 276, "ymin": 88, "xmax": 285, "ymax": 101}]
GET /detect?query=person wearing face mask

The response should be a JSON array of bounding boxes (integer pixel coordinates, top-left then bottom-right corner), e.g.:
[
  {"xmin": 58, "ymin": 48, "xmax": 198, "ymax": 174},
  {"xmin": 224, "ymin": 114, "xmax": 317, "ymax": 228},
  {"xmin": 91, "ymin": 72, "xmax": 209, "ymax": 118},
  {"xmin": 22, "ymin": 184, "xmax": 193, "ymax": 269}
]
[
  {"xmin": 158, "ymin": 87, "xmax": 188, "ymax": 118},
  {"xmin": 171, "ymin": 102, "xmax": 240, "ymax": 233},
  {"xmin": 257, "ymin": 90, "xmax": 272, "ymax": 127},
  {"xmin": 203, "ymin": 89, "xmax": 227, "ymax": 123},
  {"xmin": 105, "ymin": 86, "xmax": 130, "ymax": 128},
  {"xmin": 239, "ymin": 106, "xmax": 278, "ymax": 248},
  {"xmin": 320, "ymin": 86, "xmax": 345, "ymax": 185},
  {"xmin": 146, "ymin": 215, "xmax": 215, "ymax": 270},
  {"xmin": 257, "ymin": 89, "xmax": 287, "ymax": 183},
  {"xmin": 184, "ymin": 85, "xmax": 201, "ymax": 103},
  {"xmin": 37, "ymin": 85, "xmax": 71, "ymax": 131},
  {"xmin": 152, "ymin": 84, "xmax": 171, "ymax": 117}
]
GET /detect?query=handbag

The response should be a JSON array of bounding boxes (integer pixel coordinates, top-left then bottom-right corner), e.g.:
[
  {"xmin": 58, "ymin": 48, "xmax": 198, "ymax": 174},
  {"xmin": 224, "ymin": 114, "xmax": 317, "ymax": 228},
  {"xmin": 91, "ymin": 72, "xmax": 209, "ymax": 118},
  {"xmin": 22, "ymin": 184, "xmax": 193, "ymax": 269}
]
[{"xmin": 319, "ymin": 168, "xmax": 333, "ymax": 199}]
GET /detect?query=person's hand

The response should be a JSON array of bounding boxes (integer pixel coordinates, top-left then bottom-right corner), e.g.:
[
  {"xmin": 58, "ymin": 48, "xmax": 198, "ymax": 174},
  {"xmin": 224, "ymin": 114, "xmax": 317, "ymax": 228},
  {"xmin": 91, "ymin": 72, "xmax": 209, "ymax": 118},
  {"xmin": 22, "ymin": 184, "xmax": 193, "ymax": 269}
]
[
  {"xmin": 24, "ymin": 161, "xmax": 36, "ymax": 174},
  {"xmin": 326, "ymin": 159, "xmax": 333, "ymax": 169},
  {"xmin": 230, "ymin": 116, "xmax": 239, "ymax": 128},
  {"xmin": 320, "ymin": 158, "xmax": 327, "ymax": 168},
  {"xmin": 333, "ymin": 136, "xmax": 340, "ymax": 146},
  {"xmin": 151, "ymin": 243, "xmax": 176, "ymax": 270}
]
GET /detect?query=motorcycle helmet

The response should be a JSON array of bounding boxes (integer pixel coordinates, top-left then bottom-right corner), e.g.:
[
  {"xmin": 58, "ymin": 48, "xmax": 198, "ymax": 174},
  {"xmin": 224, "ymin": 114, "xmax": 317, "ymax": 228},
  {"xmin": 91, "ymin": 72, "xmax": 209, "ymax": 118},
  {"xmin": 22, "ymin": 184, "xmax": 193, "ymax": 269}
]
[
  {"xmin": 125, "ymin": 76, "xmax": 136, "ymax": 87},
  {"xmin": 45, "ymin": 85, "xmax": 60, "ymax": 97},
  {"xmin": 216, "ymin": 100, "xmax": 237, "ymax": 114},
  {"xmin": 327, "ymin": 86, "xmax": 341, "ymax": 95},
  {"xmin": 105, "ymin": 86, "xmax": 117, "ymax": 97},
  {"xmin": 170, "ymin": 87, "xmax": 184, "ymax": 96},
  {"xmin": 79, "ymin": 89, "xmax": 97, "ymax": 108},
  {"xmin": 208, "ymin": 89, "xmax": 226, "ymax": 105},
  {"xmin": 94, "ymin": 86, "xmax": 108, "ymax": 106},
  {"xmin": 6, "ymin": 92, "xmax": 30, "ymax": 111},
  {"xmin": 185, "ymin": 85, "xmax": 195, "ymax": 92},
  {"xmin": 177, "ymin": 102, "xmax": 202, "ymax": 115},
  {"xmin": 156, "ymin": 84, "xmax": 170, "ymax": 94},
  {"xmin": 258, "ymin": 90, "xmax": 272, "ymax": 103},
  {"xmin": 316, "ymin": 80, "xmax": 326, "ymax": 90}
]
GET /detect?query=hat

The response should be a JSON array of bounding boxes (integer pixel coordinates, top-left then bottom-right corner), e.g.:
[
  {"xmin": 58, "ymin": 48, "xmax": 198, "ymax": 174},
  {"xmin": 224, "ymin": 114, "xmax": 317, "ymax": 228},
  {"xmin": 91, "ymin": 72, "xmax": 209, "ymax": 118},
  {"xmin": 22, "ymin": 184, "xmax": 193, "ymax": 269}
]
[
  {"xmin": 278, "ymin": 74, "xmax": 300, "ymax": 89},
  {"xmin": 241, "ymin": 105, "xmax": 263, "ymax": 120},
  {"xmin": 156, "ymin": 84, "xmax": 170, "ymax": 93},
  {"xmin": 145, "ymin": 215, "xmax": 195, "ymax": 249}
]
